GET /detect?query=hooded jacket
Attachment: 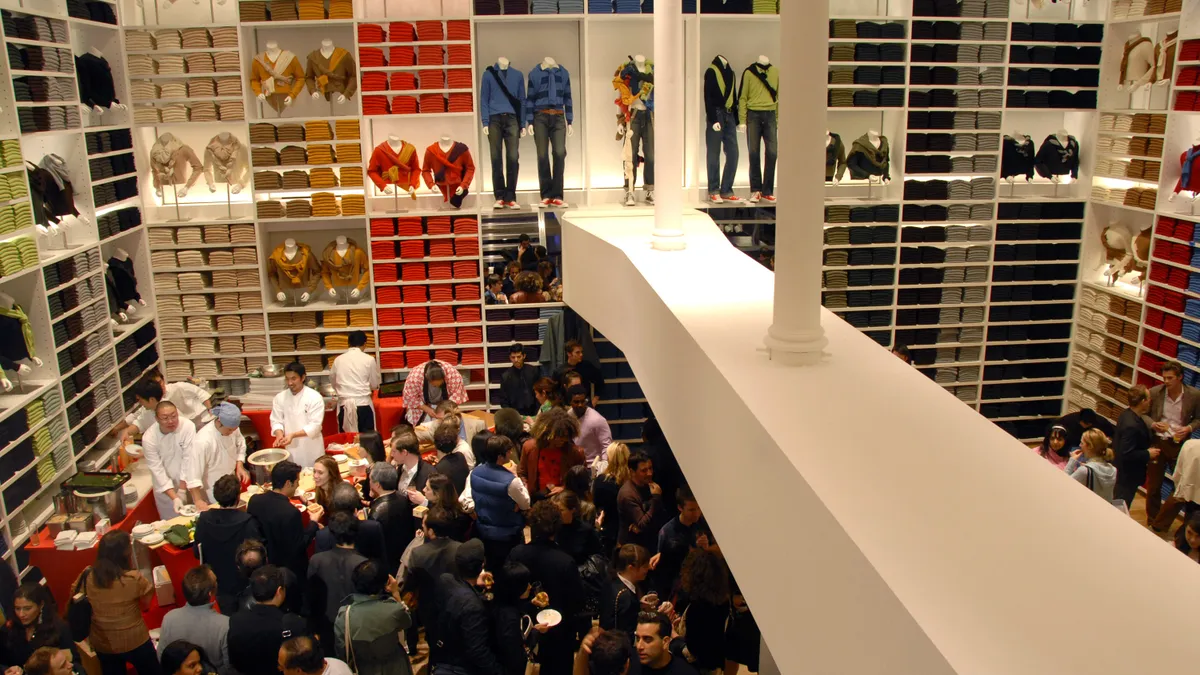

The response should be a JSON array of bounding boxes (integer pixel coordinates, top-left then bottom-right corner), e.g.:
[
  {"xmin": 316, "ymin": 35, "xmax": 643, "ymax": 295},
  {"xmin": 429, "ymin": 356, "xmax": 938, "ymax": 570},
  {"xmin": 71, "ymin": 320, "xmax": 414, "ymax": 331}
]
[
  {"xmin": 1001, "ymin": 135, "xmax": 1035, "ymax": 180},
  {"xmin": 305, "ymin": 47, "xmax": 358, "ymax": 100},
  {"xmin": 193, "ymin": 508, "xmax": 263, "ymax": 597},
  {"xmin": 334, "ymin": 594, "xmax": 414, "ymax": 675},
  {"xmin": 203, "ymin": 133, "xmax": 249, "ymax": 191},
  {"xmin": 826, "ymin": 132, "xmax": 847, "ymax": 181},
  {"xmin": 149, "ymin": 133, "xmax": 203, "ymax": 190},
  {"xmin": 367, "ymin": 140, "xmax": 421, "ymax": 191},
  {"xmin": 422, "ymin": 141, "xmax": 476, "ymax": 191},
  {"xmin": 704, "ymin": 56, "xmax": 738, "ymax": 126},
  {"xmin": 847, "ymin": 133, "xmax": 891, "ymax": 181},
  {"xmin": 1034, "ymin": 134, "xmax": 1079, "ymax": 179},
  {"xmin": 320, "ymin": 238, "xmax": 369, "ymax": 292},
  {"xmin": 267, "ymin": 241, "xmax": 321, "ymax": 294},
  {"xmin": 27, "ymin": 155, "xmax": 78, "ymax": 224}
]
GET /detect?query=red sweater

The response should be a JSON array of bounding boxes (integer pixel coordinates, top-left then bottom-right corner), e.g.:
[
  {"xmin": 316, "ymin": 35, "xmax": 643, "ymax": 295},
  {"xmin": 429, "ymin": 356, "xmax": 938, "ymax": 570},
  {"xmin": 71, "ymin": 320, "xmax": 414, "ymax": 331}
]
[
  {"xmin": 422, "ymin": 141, "xmax": 475, "ymax": 190},
  {"xmin": 367, "ymin": 140, "xmax": 421, "ymax": 191}
]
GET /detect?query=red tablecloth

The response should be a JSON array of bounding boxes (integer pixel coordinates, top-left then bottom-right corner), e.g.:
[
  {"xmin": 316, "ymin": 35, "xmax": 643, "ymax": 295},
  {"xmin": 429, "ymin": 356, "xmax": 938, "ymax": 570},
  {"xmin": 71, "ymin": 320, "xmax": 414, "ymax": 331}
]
[
  {"xmin": 375, "ymin": 392, "xmax": 407, "ymax": 432},
  {"xmin": 25, "ymin": 489, "xmax": 196, "ymax": 629}
]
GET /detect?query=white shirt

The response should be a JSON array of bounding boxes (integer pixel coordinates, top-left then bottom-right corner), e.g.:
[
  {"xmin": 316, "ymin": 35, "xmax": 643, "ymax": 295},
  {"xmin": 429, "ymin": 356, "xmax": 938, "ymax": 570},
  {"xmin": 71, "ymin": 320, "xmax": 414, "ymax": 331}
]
[
  {"xmin": 459, "ymin": 465, "xmax": 531, "ymax": 512},
  {"xmin": 186, "ymin": 422, "xmax": 247, "ymax": 496},
  {"xmin": 455, "ymin": 437, "xmax": 476, "ymax": 469},
  {"xmin": 330, "ymin": 347, "xmax": 380, "ymax": 406},
  {"xmin": 1164, "ymin": 388, "xmax": 1185, "ymax": 429},
  {"xmin": 270, "ymin": 386, "xmax": 326, "ymax": 467},
  {"xmin": 398, "ymin": 461, "xmax": 420, "ymax": 493},
  {"xmin": 323, "ymin": 659, "xmax": 353, "ymax": 675},
  {"xmin": 126, "ymin": 381, "xmax": 212, "ymax": 433},
  {"xmin": 143, "ymin": 417, "xmax": 198, "ymax": 495}
]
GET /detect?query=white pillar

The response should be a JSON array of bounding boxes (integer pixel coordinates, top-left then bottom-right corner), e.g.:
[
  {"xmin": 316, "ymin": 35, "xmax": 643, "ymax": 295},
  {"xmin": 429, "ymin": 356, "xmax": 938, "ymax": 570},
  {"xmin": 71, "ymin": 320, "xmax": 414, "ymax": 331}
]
[
  {"xmin": 762, "ymin": 0, "xmax": 828, "ymax": 364},
  {"xmin": 651, "ymin": 0, "xmax": 685, "ymax": 251}
]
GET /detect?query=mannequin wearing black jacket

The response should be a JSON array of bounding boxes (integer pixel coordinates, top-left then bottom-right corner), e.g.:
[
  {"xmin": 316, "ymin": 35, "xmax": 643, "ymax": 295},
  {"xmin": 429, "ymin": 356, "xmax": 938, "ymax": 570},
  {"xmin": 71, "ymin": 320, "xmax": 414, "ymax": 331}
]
[
  {"xmin": 106, "ymin": 256, "xmax": 141, "ymax": 306},
  {"xmin": 1001, "ymin": 134, "xmax": 1035, "ymax": 181},
  {"xmin": 74, "ymin": 52, "xmax": 120, "ymax": 109},
  {"xmin": 1034, "ymin": 133, "xmax": 1080, "ymax": 180}
]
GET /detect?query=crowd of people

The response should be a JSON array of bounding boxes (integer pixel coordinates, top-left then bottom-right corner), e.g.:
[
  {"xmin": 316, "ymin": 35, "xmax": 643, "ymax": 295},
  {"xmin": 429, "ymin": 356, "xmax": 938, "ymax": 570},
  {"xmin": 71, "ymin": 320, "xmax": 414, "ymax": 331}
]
[
  {"xmin": 1038, "ymin": 360, "xmax": 1200, "ymax": 561},
  {"xmin": 486, "ymin": 235, "xmax": 563, "ymax": 305},
  {"xmin": 0, "ymin": 342, "xmax": 755, "ymax": 675}
]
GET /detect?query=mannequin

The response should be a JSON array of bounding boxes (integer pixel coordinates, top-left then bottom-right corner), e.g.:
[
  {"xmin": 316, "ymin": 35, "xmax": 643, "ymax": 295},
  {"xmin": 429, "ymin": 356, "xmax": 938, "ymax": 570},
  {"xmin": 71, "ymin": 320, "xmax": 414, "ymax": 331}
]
[
  {"xmin": 422, "ymin": 135, "xmax": 475, "ymax": 209},
  {"xmin": 149, "ymin": 132, "xmax": 203, "ymax": 199},
  {"xmin": 704, "ymin": 54, "xmax": 742, "ymax": 203},
  {"xmin": 203, "ymin": 131, "xmax": 249, "ymax": 194},
  {"xmin": 614, "ymin": 53, "xmax": 655, "ymax": 206},
  {"xmin": 367, "ymin": 134, "xmax": 420, "ymax": 197},
  {"xmin": 525, "ymin": 56, "xmax": 573, "ymax": 207},
  {"xmin": 482, "ymin": 56, "xmax": 526, "ymax": 209},
  {"xmin": 1034, "ymin": 130, "xmax": 1080, "ymax": 182},
  {"xmin": 107, "ymin": 248, "xmax": 146, "ymax": 314},
  {"xmin": 321, "ymin": 235, "xmax": 369, "ymax": 301},
  {"xmin": 826, "ymin": 130, "xmax": 846, "ymax": 185},
  {"xmin": 1171, "ymin": 137, "xmax": 1200, "ymax": 200},
  {"xmin": 739, "ymin": 55, "xmax": 779, "ymax": 202},
  {"xmin": 268, "ymin": 238, "xmax": 320, "ymax": 304},
  {"xmin": 252, "ymin": 40, "xmax": 305, "ymax": 113},
  {"xmin": 1001, "ymin": 132, "xmax": 1035, "ymax": 183},
  {"xmin": 0, "ymin": 291, "xmax": 41, "ymax": 392},
  {"xmin": 306, "ymin": 38, "xmax": 357, "ymax": 104},
  {"xmin": 846, "ymin": 130, "xmax": 890, "ymax": 184},
  {"xmin": 1119, "ymin": 33, "xmax": 1156, "ymax": 90},
  {"xmin": 27, "ymin": 154, "xmax": 80, "ymax": 227},
  {"xmin": 75, "ymin": 46, "xmax": 125, "ymax": 113}
]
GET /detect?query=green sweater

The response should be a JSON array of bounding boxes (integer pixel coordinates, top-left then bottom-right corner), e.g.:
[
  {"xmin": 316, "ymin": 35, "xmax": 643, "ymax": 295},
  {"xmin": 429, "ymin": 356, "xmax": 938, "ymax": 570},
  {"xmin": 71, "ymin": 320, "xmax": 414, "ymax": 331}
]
[{"xmin": 738, "ymin": 63, "xmax": 778, "ymax": 124}]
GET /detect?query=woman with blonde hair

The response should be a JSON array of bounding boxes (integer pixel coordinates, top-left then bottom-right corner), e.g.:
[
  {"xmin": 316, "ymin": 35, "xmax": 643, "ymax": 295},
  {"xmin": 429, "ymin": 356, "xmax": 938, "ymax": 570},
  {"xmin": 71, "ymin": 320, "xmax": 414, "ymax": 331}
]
[
  {"xmin": 1066, "ymin": 428, "xmax": 1118, "ymax": 505},
  {"xmin": 592, "ymin": 442, "xmax": 630, "ymax": 551}
]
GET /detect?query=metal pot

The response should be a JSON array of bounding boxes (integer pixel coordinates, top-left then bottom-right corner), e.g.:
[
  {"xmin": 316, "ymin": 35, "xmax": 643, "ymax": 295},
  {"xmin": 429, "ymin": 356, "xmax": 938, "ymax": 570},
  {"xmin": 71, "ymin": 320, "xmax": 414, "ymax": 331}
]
[
  {"xmin": 73, "ymin": 486, "xmax": 127, "ymax": 524},
  {"xmin": 247, "ymin": 448, "xmax": 291, "ymax": 486}
]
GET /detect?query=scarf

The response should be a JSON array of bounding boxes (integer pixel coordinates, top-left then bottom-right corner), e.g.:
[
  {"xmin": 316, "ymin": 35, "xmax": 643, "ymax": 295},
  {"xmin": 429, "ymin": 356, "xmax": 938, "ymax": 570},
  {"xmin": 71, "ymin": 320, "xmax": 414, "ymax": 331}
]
[
  {"xmin": 311, "ymin": 48, "xmax": 348, "ymax": 91},
  {"xmin": 274, "ymin": 245, "xmax": 311, "ymax": 284},
  {"xmin": 256, "ymin": 50, "xmax": 297, "ymax": 94},
  {"xmin": 0, "ymin": 304, "xmax": 35, "ymax": 356},
  {"xmin": 1120, "ymin": 36, "xmax": 1152, "ymax": 82}
]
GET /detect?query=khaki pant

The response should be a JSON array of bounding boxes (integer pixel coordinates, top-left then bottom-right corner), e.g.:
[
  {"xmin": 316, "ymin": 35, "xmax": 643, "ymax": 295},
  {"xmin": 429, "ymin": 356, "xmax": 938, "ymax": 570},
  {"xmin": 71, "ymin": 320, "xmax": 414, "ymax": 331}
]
[{"xmin": 1145, "ymin": 438, "xmax": 1183, "ymax": 522}]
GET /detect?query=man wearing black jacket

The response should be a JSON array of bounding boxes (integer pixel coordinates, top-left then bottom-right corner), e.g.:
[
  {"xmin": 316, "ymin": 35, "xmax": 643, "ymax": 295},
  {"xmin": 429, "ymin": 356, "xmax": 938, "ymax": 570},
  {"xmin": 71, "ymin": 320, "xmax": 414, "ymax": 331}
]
[
  {"xmin": 1055, "ymin": 407, "xmax": 1115, "ymax": 450},
  {"xmin": 497, "ymin": 344, "xmax": 540, "ymax": 416},
  {"xmin": 1114, "ymin": 384, "xmax": 1157, "ymax": 508},
  {"xmin": 404, "ymin": 509, "xmax": 462, "ymax": 655},
  {"xmin": 228, "ymin": 565, "xmax": 307, "ymax": 675},
  {"xmin": 194, "ymin": 474, "xmax": 262, "ymax": 615},
  {"xmin": 555, "ymin": 341, "xmax": 606, "ymax": 403},
  {"xmin": 508, "ymin": 501, "xmax": 585, "ymax": 675},
  {"xmin": 247, "ymin": 461, "xmax": 318, "ymax": 592},
  {"xmin": 367, "ymin": 461, "xmax": 415, "ymax": 574},
  {"xmin": 391, "ymin": 430, "xmax": 435, "ymax": 496},
  {"xmin": 432, "ymin": 539, "xmax": 503, "ymax": 675}
]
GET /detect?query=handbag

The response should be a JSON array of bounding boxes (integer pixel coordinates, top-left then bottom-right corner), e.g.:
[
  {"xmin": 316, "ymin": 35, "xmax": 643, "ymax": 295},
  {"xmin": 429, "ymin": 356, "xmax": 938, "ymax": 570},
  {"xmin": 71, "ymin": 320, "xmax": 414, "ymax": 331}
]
[
  {"xmin": 342, "ymin": 603, "xmax": 357, "ymax": 673},
  {"xmin": 68, "ymin": 568, "xmax": 93, "ymax": 640}
]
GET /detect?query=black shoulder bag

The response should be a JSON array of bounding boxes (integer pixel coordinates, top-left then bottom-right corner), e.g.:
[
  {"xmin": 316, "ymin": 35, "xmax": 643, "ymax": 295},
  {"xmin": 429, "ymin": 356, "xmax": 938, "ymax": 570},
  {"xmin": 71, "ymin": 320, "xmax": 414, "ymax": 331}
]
[{"xmin": 749, "ymin": 64, "xmax": 778, "ymax": 102}]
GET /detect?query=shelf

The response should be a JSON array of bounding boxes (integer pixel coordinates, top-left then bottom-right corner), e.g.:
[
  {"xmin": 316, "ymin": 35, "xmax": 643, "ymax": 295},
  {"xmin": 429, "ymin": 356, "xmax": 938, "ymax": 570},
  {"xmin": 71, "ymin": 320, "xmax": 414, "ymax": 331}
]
[
  {"xmin": 15, "ymin": 101, "xmax": 79, "ymax": 108},
  {"xmin": 90, "ymin": 172, "xmax": 136, "ymax": 186},
  {"xmin": 57, "ymin": 322, "xmax": 112, "ymax": 353},
  {"xmin": 10, "ymin": 70, "xmax": 74, "ymax": 78},
  {"xmin": 114, "ymin": 312, "xmax": 156, "ymax": 337},
  {"xmin": 0, "ymin": 381, "xmax": 59, "ymax": 427},
  {"xmin": 64, "ymin": 367, "xmax": 118, "ymax": 411},
  {"xmin": 374, "ymin": 277, "xmax": 481, "ymax": 287},
  {"xmin": 46, "ymin": 268, "xmax": 103, "ymax": 296},
  {"xmin": 0, "ymin": 414, "xmax": 56, "ymax": 464},
  {"xmin": 50, "ymin": 296, "xmax": 106, "ymax": 326},
  {"xmin": 121, "ymin": 362, "xmax": 160, "ymax": 392},
  {"xmin": 128, "ymin": 73, "xmax": 243, "ymax": 81},
  {"xmin": 117, "ymin": 340, "xmax": 158, "ymax": 371},
  {"xmin": 1108, "ymin": 11, "xmax": 1182, "ymax": 24}
]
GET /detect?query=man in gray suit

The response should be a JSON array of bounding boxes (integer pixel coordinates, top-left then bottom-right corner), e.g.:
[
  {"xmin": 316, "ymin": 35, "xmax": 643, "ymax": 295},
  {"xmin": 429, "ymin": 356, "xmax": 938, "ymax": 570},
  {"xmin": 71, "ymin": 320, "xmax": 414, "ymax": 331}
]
[{"xmin": 1146, "ymin": 360, "xmax": 1200, "ymax": 524}]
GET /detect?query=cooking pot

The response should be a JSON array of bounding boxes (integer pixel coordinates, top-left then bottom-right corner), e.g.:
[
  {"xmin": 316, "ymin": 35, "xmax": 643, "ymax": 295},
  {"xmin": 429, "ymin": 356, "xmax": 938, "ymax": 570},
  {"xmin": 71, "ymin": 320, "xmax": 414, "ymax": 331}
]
[
  {"xmin": 248, "ymin": 448, "xmax": 291, "ymax": 486},
  {"xmin": 260, "ymin": 364, "xmax": 280, "ymax": 378},
  {"xmin": 63, "ymin": 472, "xmax": 130, "ymax": 524}
]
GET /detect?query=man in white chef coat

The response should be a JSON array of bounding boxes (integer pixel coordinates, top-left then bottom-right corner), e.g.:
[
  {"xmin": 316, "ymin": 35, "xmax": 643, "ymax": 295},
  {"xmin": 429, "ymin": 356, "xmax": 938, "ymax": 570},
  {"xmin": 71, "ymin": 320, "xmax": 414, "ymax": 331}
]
[
  {"xmin": 119, "ymin": 375, "xmax": 212, "ymax": 441},
  {"xmin": 184, "ymin": 402, "xmax": 251, "ymax": 508},
  {"xmin": 142, "ymin": 400, "xmax": 198, "ymax": 520},
  {"xmin": 271, "ymin": 361, "xmax": 326, "ymax": 467},
  {"xmin": 330, "ymin": 330, "xmax": 381, "ymax": 433}
]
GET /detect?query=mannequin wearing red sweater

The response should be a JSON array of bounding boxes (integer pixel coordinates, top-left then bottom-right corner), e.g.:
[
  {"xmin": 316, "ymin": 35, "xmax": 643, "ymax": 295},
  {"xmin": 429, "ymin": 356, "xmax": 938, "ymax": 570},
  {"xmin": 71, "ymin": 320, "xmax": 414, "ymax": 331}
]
[
  {"xmin": 422, "ymin": 137, "xmax": 475, "ymax": 208},
  {"xmin": 367, "ymin": 136, "xmax": 420, "ymax": 196}
]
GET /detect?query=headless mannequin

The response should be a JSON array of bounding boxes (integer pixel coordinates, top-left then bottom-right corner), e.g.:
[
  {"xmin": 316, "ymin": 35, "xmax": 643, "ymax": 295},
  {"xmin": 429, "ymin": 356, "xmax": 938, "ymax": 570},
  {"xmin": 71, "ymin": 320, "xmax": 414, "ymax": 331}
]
[
  {"xmin": 209, "ymin": 131, "xmax": 241, "ymax": 194},
  {"xmin": 1169, "ymin": 134, "xmax": 1200, "ymax": 202},
  {"xmin": 1052, "ymin": 128, "xmax": 1071, "ymax": 184},
  {"xmin": 435, "ymin": 135, "xmax": 466, "ymax": 197},
  {"xmin": 381, "ymin": 134, "xmax": 414, "ymax": 196},
  {"xmin": 1119, "ymin": 33, "xmax": 1155, "ymax": 91},
  {"xmin": 257, "ymin": 41, "xmax": 294, "ymax": 107},
  {"xmin": 866, "ymin": 129, "xmax": 889, "ymax": 184},
  {"xmin": 113, "ymin": 248, "xmax": 144, "ymax": 312},
  {"xmin": 525, "ymin": 57, "xmax": 574, "ymax": 138},
  {"xmin": 329, "ymin": 235, "xmax": 360, "ymax": 299},
  {"xmin": 311, "ymin": 39, "xmax": 347, "ymax": 104},
  {"xmin": 103, "ymin": 260, "xmax": 128, "ymax": 323},
  {"xmin": 737, "ymin": 55, "xmax": 772, "ymax": 133},
  {"xmin": 631, "ymin": 55, "xmax": 649, "ymax": 111},
  {"xmin": 711, "ymin": 56, "xmax": 740, "ymax": 134},
  {"xmin": 827, "ymin": 130, "xmax": 839, "ymax": 185},
  {"xmin": 1007, "ymin": 130, "xmax": 1031, "ymax": 184},
  {"xmin": 277, "ymin": 238, "xmax": 311, "ymax": 303},
  {"xmin": 483, "ymin": 58, "xmax": 527, "ymax": 139},
  {"xmin": 86, "ymin": 47, "xmax": 125, "ymax": 113},
  {"xmin": 0, "ymin": 290, "xmax": 42, "ymax": 391}
]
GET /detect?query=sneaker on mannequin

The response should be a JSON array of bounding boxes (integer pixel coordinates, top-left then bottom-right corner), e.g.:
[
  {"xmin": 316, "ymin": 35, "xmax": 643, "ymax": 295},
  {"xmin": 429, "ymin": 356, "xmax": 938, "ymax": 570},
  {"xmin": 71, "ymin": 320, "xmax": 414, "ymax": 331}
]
[
  {"xmin": 723, "ymin": 194, "xmax": 744, "ymax": 203},
  {"xmin": 748, "ymin": 192, "xmax": 762, "ymax": 203},
  {"xmin": 624, "ymin": 192, "xmax": 636, "ymax": 206},
  {"xmin": 540, "ymin": 198, "xmax": 553, "ymax": 208},
  {"xmin": 708, "ymin": 194, "xmax": 724, "ymax": 204},
  {"xmin": 763, "ymin": 194, "xmax": 777, "ymax": 202},
  {"xmin": 493, "ymin": 200, "xmax": 506, "ymax": 209},
  {"xmin": 551, "ymin": 199, "xmax": 566, "ymax": 207},
  {"xmin": 644, "ymin": 190, "xmax": 654, "ymax": 204},
  {"xmin": 507, "ymin": 201, "xmax": 521, "ymax": 209}
]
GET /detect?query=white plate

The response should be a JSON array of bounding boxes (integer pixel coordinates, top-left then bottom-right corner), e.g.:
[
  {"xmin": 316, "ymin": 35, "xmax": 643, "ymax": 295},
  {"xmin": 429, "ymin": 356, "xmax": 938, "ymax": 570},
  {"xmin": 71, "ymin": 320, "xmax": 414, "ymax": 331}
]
[
  {"xmin": 177, "ymin": 505, "xmax": 198, "ymax": 517},
  {"xmin": 125, "ymin": 444, "xmax": 142, "ymax": 457},
  {"xmin": 536, "ymin": 609, "xmax": 562, "ymax": 627}
]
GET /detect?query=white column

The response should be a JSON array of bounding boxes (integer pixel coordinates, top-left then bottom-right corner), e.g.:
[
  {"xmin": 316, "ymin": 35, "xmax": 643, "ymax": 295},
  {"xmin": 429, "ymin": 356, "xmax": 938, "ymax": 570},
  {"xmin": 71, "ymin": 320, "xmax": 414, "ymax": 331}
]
[
  {"xmin": 651, "ymin": 0, "xmax": 685, "ymax": 251},
  {"xmin": 762, "ymin": 0, "xmax": 828, "ymax": 364}
]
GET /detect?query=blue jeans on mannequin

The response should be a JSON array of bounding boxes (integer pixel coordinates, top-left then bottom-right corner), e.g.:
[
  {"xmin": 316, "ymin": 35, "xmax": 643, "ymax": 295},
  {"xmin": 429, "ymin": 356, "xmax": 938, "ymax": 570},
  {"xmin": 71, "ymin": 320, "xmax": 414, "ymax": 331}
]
[
  {"xmin": 533, "ymin": 111, "xmax": 567, "ymax": 200},
  {"xmin": 706, "ymin": 109, "xmax": 738, "ymax": 196},
  {"xmin": 745, "ymin": 109, "xmax": 778, "ymax": 196},
  {"xmin": 628, "ymin": 108, "xmax": 654, "ymax": 191},
  {"xmin": 487, "ymin": 113, "xmax": 520, "ymax": 202}
]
